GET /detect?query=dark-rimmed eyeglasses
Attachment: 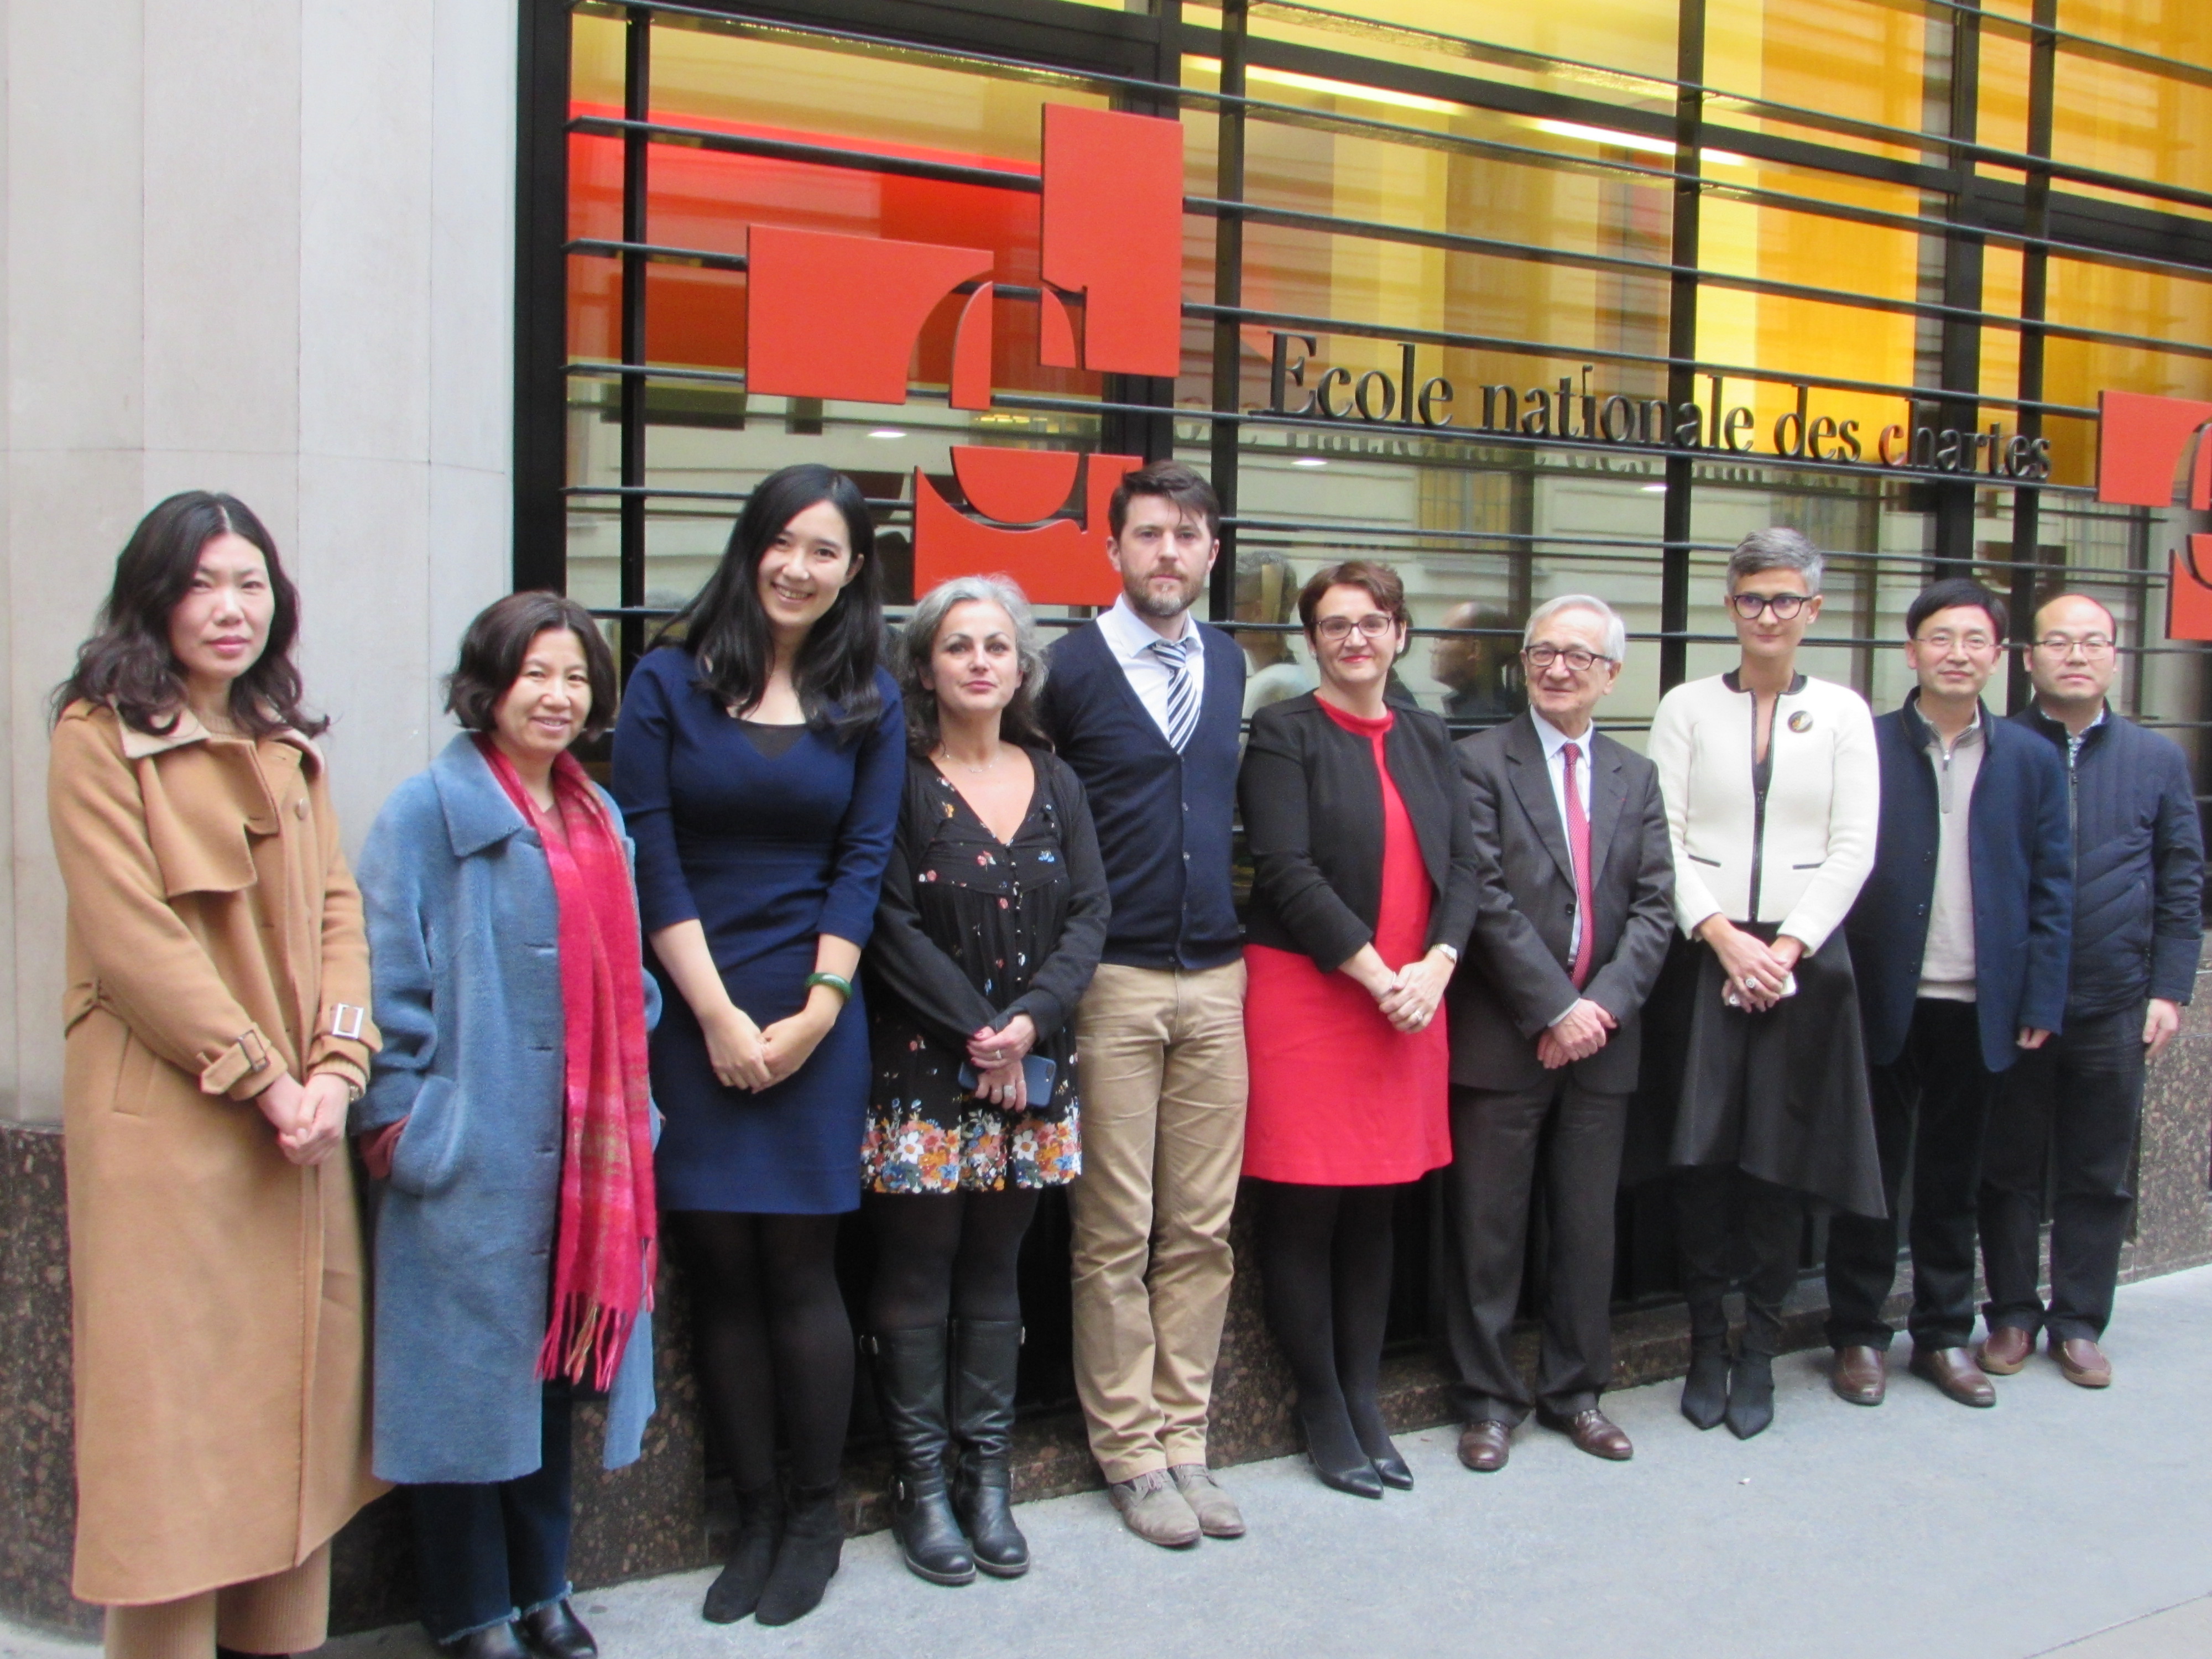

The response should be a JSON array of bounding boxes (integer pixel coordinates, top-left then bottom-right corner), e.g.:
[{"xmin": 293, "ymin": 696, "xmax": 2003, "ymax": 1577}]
[
  {"xmin": 1314, "ymin": 613, "xmax": 1396, "ymax": 642},
  {"xmin": 1522, "ymin": 644, "xmax": 1614, "ymax": 673},
  {"xmin": 1728, "ymin": 592, "xmax": 1809, "ymax": 620}
]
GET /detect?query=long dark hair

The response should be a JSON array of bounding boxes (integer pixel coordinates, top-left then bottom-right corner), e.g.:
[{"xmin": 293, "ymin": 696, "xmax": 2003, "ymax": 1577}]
[
  {"xmin": 51, "ymin": 491, "xmax": 324, "ymax": 738},
  {"xmin": 653, "ymin": 464, "xmax": 884, "ymax": 744}
]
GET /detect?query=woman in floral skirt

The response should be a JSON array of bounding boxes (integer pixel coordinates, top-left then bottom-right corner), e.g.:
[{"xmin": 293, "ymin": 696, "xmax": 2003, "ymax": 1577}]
[{"xmin": 862, "ymin": 575, "xmax": 1108, "ymax": 1588}]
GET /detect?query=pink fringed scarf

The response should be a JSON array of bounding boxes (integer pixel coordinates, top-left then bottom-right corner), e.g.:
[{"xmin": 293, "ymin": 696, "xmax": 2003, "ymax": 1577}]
[{"xmin": 479, "ymin": 737, "xmax": 658, "ymax": 1389}]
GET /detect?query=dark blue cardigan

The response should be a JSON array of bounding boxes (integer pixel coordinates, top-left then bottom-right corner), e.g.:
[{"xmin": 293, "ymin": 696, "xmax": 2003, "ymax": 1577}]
[
  {"xmin": 1845, "ymin": 693, "xmax": 2073, "ymax": 1073},
  {"xmin": 2014, "ymin": 703, "xmax": 2204, "ymax": 1019},
  {"xmin": 1038, "ymin": 619, "xmax": 1244, "ymax": 971}
]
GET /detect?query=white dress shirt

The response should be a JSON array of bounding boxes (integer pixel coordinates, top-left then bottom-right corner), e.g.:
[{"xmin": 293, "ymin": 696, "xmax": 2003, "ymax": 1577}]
[{"xmin": 1096, "ymin": 594, "xmax": 1207, "ymax": 744}]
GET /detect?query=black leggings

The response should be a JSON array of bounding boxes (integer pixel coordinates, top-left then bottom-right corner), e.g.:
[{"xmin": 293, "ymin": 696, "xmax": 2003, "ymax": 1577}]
[
  {"xmin": 865, "ymin": 1188, "xmax": 1040, "ymax": 1331},
  {"xmin": 1252, "ymin": 1180, "xmax": 1397, "ymax": 1439},
  {"xmin": 666, "ymin": 1211, "xmax": 852, "ymax": 1493}
]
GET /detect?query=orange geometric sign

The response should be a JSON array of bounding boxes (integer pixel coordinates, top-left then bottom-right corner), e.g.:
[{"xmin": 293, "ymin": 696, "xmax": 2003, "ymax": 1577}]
[
  {"xmin": 913, "ymin": 450, "xmax": 1140, "ymax": 607},
  {"xmin": 2096, "ymin": 390, "xmax": 2212, "ymax": 640}
]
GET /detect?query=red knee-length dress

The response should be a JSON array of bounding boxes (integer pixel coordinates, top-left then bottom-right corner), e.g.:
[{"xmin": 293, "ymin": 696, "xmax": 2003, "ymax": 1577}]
[{"xmin": 1241, "ymin": 701, "xmax": 1452, "ymax": 1186}]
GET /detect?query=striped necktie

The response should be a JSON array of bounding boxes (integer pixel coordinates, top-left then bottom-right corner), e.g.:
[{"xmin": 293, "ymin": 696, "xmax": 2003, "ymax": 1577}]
[{"xmin": 1148, "ymin": 635, "xmax": 1200, "ymax": 751}]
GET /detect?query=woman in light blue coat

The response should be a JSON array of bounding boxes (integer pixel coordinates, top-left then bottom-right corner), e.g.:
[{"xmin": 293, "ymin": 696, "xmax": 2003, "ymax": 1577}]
[{"xmin": 356, "ymin": 593, "xmax": 660, "ymax": 1659}]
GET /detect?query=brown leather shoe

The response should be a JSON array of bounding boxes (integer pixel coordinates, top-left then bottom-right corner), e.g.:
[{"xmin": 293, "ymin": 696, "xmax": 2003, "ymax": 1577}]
[
  {"xmin": 2052, "ymin": 1336, "xmax": 2112, "ymax": 1388},
  {"xmin": 1978, "ymin": 1326, "xmax": 2033, "ymax": 1375},
  {"xmin": 1908, "ymin": 1345, "xmax": 1996, "ymax": 1407},
  {"xmin": 1456, "ymin": 1420, "xmax": 1510, "ymax": 1473},
  {"xmin": 1537, "ymin": 1407, "xmax": 1633, "ymax": 1461},
  {"xmin": 1831, "ymin": 1345, "xmax": 1887, "ymax": 1406}
]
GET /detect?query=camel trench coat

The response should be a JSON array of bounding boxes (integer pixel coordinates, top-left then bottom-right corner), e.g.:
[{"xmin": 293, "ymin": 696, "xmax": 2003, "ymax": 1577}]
[{"xmin": 49, "ymin": 701, "xmax": 384, "ymax": 1606}]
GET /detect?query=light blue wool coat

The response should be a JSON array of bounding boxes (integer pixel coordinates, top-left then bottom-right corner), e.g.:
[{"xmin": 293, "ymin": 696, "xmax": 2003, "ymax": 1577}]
[{"xmin": 355, "ymin": 734, "xmax": 659, "ymax": 1485}]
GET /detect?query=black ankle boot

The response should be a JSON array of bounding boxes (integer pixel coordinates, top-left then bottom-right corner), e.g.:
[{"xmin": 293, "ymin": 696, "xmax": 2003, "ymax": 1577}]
[
  {"xmin": 1725, "ymin": 1349, "xmax": 1776, "ymax": 1440},
  {"xmin": 951, "ymin": 1318, "xmax": 1030, "ymax": 1578},
  {"xmin": 868, "ymin": 1326, "xmax": 975, "ymax": 1587},
  {"xmin": 1680, "ymin": 1333, "xmax": 1731, "ymax": 1431},
  {"xmin": 1297, "ymin": 1395, "xmax": 1384, "ymax": 1499},
  {"xmin": 754, "ymin": 1479, "xmax": 845, "ymax": 1626},
  {"xmin": 702, "ymin": 1479, "xmax": 781, "ymax": 1624}
]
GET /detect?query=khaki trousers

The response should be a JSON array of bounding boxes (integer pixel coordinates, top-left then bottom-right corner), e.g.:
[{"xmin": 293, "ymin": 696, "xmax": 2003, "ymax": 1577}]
[
  {"xmin": 103, "ymin": 1543, "xmax": 331, "ymax": 1659},
  {"xmin": 1068, "ymin": 961, "xmax": 1249, "ymax": 1484}
]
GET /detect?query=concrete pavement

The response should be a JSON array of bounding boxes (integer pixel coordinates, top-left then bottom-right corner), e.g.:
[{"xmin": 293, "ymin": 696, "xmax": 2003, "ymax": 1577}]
[{"xmin": 9, "ymin": 1264, "xmax": 2211, "ymax": 1659}]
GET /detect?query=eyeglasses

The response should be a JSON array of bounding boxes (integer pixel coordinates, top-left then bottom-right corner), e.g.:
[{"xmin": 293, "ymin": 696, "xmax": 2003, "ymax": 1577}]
[
  {"xmin": 1915, "ymin": 629, "xmax": 1997, "ymax": 655},
  {"xmin": 1727, "ymin": 592, "xmax": 1809, "ymax": 620},
  {"xmin": 2033, "ymin": 634, "xmax": 2116, "ymax": 658},
  {"xmin": 1522, "ymin": 644, "xmax": 1614, "ymax": 672},
  {"xmin": 1315, "ymin": 613, "xmax": 1396, "ymax": 642}
]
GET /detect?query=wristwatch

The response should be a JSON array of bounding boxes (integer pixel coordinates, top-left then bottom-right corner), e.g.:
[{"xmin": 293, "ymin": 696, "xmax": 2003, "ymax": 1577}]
[{"xmin": 1434, "ymin": 943, "xmax": 1459, "ymax": 963}]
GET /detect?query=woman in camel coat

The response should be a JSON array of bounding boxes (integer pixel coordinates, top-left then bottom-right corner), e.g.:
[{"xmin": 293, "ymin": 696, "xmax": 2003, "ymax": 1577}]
[{"xmin": 48, "ymin": 491, "xmax": 382, "ymax": 1659}]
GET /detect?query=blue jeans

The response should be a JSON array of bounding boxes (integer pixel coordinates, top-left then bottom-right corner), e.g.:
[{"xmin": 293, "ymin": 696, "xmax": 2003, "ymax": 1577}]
[{"xmin": 409, "ymin": 1384, "xmax": 573, "ymax": 1642}]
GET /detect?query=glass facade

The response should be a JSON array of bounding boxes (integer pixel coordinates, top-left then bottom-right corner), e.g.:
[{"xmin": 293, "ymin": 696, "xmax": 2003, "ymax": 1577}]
[
  {"xmin": 531, "ymin": 0, "xmax": 2212, "ymax": 782},
  {"xmin": 518, "ymin": 0, "xmax": 2212, "ymax": 1373}
]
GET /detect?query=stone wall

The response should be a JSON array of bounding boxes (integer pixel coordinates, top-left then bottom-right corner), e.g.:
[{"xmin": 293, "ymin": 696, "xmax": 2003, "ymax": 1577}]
[{"xmin": 6, "ymin": 954, "xmax": 2208, "ymax": 1637}]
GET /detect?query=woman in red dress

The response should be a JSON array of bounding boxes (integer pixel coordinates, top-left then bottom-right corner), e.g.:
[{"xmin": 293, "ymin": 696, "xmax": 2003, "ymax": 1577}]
[{"xmin": 1238, "ymin": 560, "xmax": 1480, "ymax": 1497}]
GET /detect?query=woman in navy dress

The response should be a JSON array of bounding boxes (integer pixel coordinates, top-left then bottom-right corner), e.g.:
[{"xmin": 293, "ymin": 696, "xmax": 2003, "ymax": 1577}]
[{"xmin": 611, "ymin": 465, "xmax": 902, "ymax": 1630}]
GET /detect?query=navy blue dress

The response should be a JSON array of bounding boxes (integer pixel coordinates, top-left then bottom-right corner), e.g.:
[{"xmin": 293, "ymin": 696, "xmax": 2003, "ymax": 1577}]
[{"xmin": 612, "ymin": 648, "xmax": 904, "ymax": 1214}]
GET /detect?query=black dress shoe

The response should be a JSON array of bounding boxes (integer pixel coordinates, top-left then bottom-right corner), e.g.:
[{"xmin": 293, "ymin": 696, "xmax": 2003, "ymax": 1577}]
[
  {"xmin": 1679, "ymin": 1334, "xmax": 1730, "ymax": 1431},
  {"xmin": 1724, "ymin": 1351, "xmax": 1775, "ymax": 1440},
  {"xmin": 519, "ymin": 1600, "xmax": 597, "ymax": 1659},
  {"xmin": 1366, "ymin": 1440, "xmax": 1414, "ymax": 1490},
  {"xmin": 441, "ymin": 1624, "xmax": 531, "ymax": 1659}
]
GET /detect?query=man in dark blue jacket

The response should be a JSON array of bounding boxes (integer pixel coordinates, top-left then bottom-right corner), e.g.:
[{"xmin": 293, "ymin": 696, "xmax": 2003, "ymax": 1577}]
[
  {"xmin": 1829, "ymin": 578, "xmax": 2072, "ymax": 1408},
  {"xmin": 1977, "ymin": 593, "xmax": 2203, "ymax": 1389}
]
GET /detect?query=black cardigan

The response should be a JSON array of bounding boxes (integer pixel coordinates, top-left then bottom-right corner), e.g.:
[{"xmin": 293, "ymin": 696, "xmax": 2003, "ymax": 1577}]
[
  {"xmin": 1239, "ymin": 692, "xmax": 1481, "ymax": 971},
  {"xmin": 865, "ymin": 748, "xmax": 1111, "ymax": 1051}
]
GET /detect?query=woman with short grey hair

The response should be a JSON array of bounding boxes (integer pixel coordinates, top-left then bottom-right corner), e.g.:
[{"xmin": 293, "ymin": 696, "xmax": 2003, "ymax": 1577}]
[
  {"xmin": 1642, "ymin": 525, "xmax": 1883, "ymax": 1440},
  {"xmin": 860, "ymin": 574, "xmax": 1110, "ymax": 1587}
]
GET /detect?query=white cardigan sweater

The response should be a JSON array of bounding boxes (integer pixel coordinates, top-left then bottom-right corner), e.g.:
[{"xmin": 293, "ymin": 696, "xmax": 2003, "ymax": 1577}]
[{"xmin": 1646, "ymin": 671, "xmax": 1881, "ymax": 953}]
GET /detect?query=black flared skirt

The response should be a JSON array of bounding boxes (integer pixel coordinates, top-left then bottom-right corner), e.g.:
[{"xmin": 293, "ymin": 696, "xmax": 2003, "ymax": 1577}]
[{"xmin": 1624, "ymin": 925, "xmax": 1885, "ymax": 1219}]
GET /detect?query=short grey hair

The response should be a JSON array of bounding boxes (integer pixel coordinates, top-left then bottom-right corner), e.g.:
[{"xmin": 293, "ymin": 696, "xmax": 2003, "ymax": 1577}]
[
  {"xmin": 898, "ymin": 574, "xmax": 1051, "ymax": 752},
  {"xmin": 1523, "ymin": 594, "xmax": 1627, "ymax": 664},
  {"xmin": 1728, "ymin": 526, "xmax": 1824, "ymax": 595}
]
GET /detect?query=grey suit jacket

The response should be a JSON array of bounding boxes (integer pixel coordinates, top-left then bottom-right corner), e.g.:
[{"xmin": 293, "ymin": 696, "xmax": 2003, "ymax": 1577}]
[{"xmin": 1447, "ymin": 712, "xmax": 1676, "ymax": 1096}]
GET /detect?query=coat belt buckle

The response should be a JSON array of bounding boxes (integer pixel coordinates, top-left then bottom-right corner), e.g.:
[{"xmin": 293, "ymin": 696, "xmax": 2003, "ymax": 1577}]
[{"xmin": 328, "ymin": 1003, "xmax": 366, "ymax": 1042}]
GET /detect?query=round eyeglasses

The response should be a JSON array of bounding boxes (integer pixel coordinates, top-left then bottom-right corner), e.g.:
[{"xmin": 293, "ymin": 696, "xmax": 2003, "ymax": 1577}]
[{"xmin": 1728, "ymin": 592, "xmax": 1808, "ymax": 620}]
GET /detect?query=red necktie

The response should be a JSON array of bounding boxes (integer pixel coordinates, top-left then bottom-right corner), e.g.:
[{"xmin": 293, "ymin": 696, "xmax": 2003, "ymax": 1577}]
[{"xmin": 1563, "ymin": 741, "xmax": 1595, "ymax": 988}]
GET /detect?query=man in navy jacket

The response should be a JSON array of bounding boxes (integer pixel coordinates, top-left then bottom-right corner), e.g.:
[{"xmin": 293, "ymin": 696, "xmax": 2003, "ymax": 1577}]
[
  {"xmin": 1829, "ymin": 578, "xmax": 2072, "ymax": 1408},
  {"xmin": 1978, "ymin": 593, "xmax": 2203, "ymax": 1388}
]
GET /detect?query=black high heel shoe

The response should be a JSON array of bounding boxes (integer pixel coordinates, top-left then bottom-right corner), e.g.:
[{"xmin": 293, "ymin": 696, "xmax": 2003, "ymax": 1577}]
[
  {"xmin": 1680, "ymin": 1333, "xmax": 1730, "ymax": 1431},
  {"xmin": 1297, "ymin": 1397, "xmax": 1384, "ymax": 1499}
]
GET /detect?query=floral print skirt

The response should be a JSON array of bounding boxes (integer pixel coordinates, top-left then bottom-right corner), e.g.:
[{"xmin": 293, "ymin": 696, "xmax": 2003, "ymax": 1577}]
[{"xmin": 861, "ymin": 1095, "xmax": 1081, "ymax": 1193}]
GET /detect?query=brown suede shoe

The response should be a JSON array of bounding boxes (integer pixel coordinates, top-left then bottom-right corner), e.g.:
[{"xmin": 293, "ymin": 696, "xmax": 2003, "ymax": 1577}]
[
  {"xmin": 1107, "ymin": 1470, "xmax": 1201, "ymax": 1548},
  {"xmin": 1537, "ymin": 1407, "xmax": 1633, "ymax": 1462},
  {"xmin": 1831, "ymin": 1345, "xmax": 1887, "ymax": 1406},
  {"xmin": 1457, "ymin": 1420, "xmax": 1511, "ymax": 1473},
  {"xmin": 2052, "ymin": 1336, "xmax": 2113, "ymax": 1388},
  {"xmin": 1978, "ymin": 1326, "xmax": 2034, "ymax": 1375},
  {"xmin": 1167, "ymin": 1464, "xmax": 1246, "ymax": 1537},
  {"xmin": 1908, "ymin": 1345, "xmax": 1996, "ymax": 1407}
]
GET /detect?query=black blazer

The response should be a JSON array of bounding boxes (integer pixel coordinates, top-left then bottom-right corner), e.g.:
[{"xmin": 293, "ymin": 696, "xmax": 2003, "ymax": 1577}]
[
  {"xmin": 1239, "ymin": 692, "xmax": 1480, "ymax": 971},
  {"xmin": 1446, "ymin": 712, "xmax": 1676, "ymax": 1095}
]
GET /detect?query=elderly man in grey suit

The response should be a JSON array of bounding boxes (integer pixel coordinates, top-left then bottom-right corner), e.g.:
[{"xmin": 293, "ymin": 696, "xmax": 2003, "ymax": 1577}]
[{"xmin": 1442, "ymin": 594, "xmax": 1676, "ymax": 1472}]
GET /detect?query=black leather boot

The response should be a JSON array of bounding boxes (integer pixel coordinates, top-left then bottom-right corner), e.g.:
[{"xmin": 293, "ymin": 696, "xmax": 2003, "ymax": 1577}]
[
  {"xmin": 1681, "ymin": 1334, "xmax": 1731, "ymax": 1431},
  {"xmin": 701, "ymin": 1479, "xmax": 781, "ymax": 1624},
  {"xmin": 951, "ymin": 1318, "xmax": 1030, "ymax": 1578},
  {"xmin": 868, "ymin": 1326, "xmax": 975, "ymax": 1587},
  {"xmin": 1725, "ymin": 1348, "xmax": 1776, "ymax": 1440},
  {"xmin": 753, "ymin": 1480, "xmax": 845, "ymax": 1626},
  {"xmin": 518, "ymin": 1599, "xmax": 597, "ymax": 1659}
]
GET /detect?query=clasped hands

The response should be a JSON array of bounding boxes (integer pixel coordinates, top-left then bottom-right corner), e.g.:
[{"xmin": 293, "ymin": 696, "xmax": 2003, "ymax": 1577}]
[
  {"xmin": 1350, "ymin": 945, "xmax": 1455, "ymax": 1034},
  {"xmin": 1699, "ymin": 916, "xmax": 1804, "ymax": 1013},
  {"xmin": 1539, "ymin": 998, "xmax": 1617, "ymax": 1070},
  {"xmin": 702, "ymin": 994, "xmax": 838, "ymax": 1093},
  {"xmin": 965, "ymin": 1014, "xmax": 1039, "ymax": 1112},
  {"xmin": 257, "ymin": 1070, "xmax": 352, "ymax": 1167}
]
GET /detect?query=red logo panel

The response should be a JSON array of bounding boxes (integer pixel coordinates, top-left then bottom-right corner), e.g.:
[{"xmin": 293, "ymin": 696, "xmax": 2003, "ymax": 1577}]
[
  {"xmin": 914, "ymin": 450, "xmax": 1139, "ymax": 607},
  {"xmin": 2096, "ymin": 390, "xmax": 2212, "ymax": 641}
]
